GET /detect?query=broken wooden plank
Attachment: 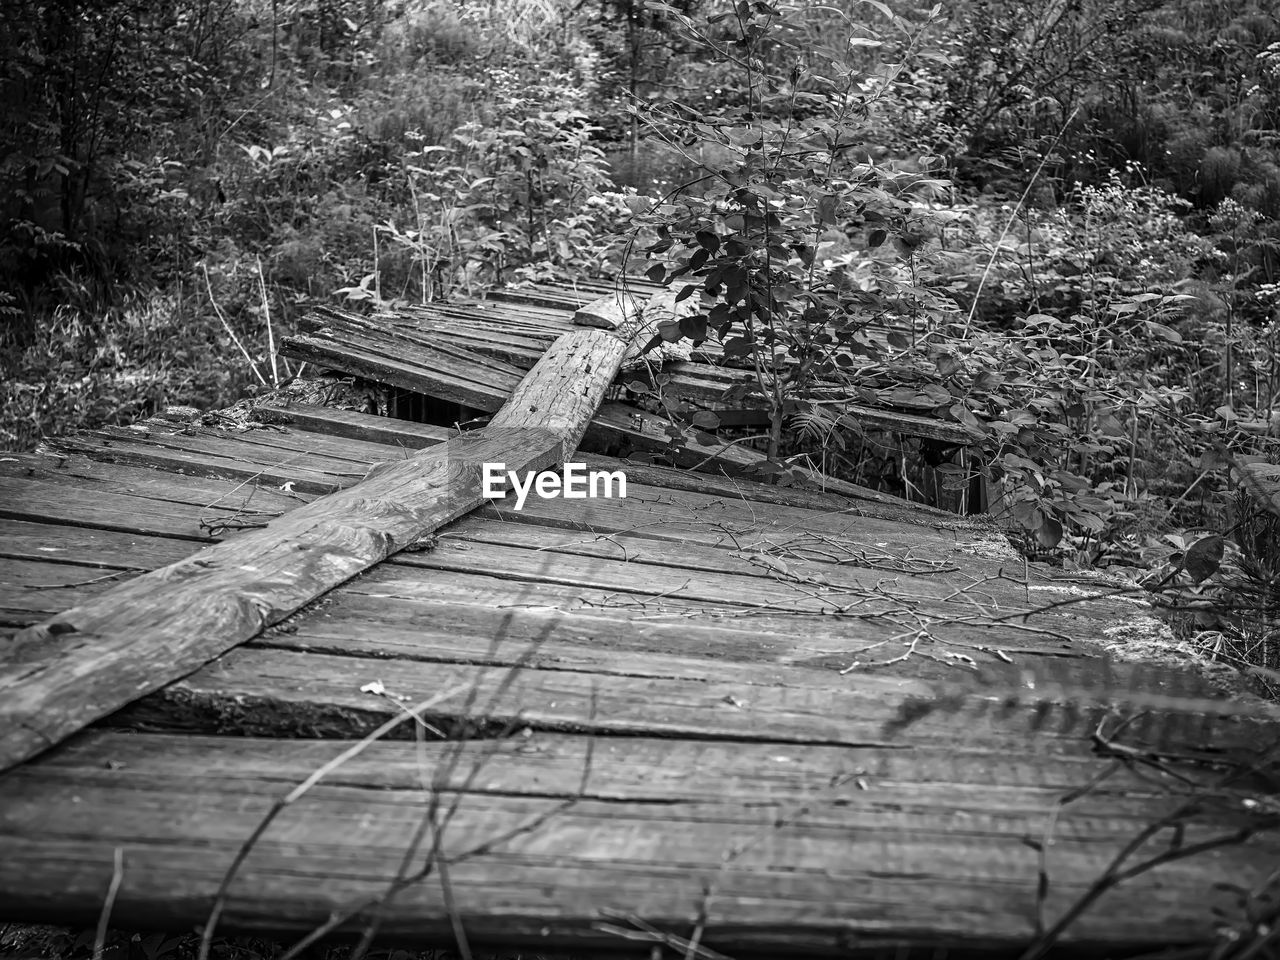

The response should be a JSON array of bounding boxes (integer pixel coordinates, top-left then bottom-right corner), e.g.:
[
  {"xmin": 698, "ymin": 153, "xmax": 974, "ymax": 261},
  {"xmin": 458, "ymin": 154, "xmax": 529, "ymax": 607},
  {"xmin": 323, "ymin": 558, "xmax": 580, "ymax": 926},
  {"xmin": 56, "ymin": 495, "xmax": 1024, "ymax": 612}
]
[
  {"xmin": 626, "ymin": 364, "xmax": 978, "ymax": 445},
  {"xmin": 281, "ymin": 319, "xmax": 807, "ymax": 482},
  {"xmin": 292, "ymin": 300, "xmax": 975, "ymax": 446},
  {"xmin": 0, "ymin": 328, "xmax": 634, "ymax": 772},
  {"xmin": 243, "ymin": 403, "xmax": 921, "ymax": 516},
  {"xmin": 571, "ymin": 291, "xmax": 644, "ymax": 329},
  {"xmin": 282, "ymin": 331, "xmax": 521, "ymax": 410},
  {"xmin": 250, "ymin": 402, "xmax": 450, "ymax": 449}
]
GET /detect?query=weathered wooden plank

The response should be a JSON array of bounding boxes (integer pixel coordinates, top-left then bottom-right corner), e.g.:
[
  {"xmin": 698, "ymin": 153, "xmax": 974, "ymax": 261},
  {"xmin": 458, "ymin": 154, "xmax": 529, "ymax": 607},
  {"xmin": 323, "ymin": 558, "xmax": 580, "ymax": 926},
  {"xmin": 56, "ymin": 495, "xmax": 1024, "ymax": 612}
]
[
  {"xmin": 52, "ymin": 433, "xmax": 359, "ymax": 495},
  {"xmin": 0, "ymin": 329, "xmax": 633, "ymax": 772},
  {"xmin": 581, "ymin": 452, "xmax": 933, "ymax": 516},
  {"xmin": 303, "ymin": 304, "xmax": 553, "ymax": 363},
  {"xmin": 572, "ymin": 291, "xmax": 645, "ymax": 329},
  {"xmin": 94, "ymin": 418, "xmax": 406, "ymax": 469},
  {"xmin": 0, "ymin": 450, "xmax": 314, "ymax": 516},
  {"xmin": 250, "ymin": 402, "xmax": 450, "ymax": 448},
  {"xmin": 412, "ymin": 531, "xmax": 965, "ymax": 616},
  {"xmin": 303, "ymin": 306, "xmax": 543, "ymax": 383},
  {"xmin": 487, "ymin": 331, "xmax": 629, "ymax": 456},
  {"xmin": 428, "ymin": 517, "xmax": 1094, "ymax": 620},
  {"xmin": 323, "ymin": 557, "xmax": 1176, "ymax": 688},
  {"xmin": 0, "ymin": 519, "xmax": 198, "ymax": 570},
  {"xmin": 269, "ymin": 584, "xmax": 1088, "ymax": 677},
  {"xmin": 282, "ymin": 331, "xmax": 522, "ymax": 410},
  {"xmin": 131, "ymin": 636, "xmax": 1259, "ymax": 753},
  {"xmin": 0, "ymin": 475, "xmax": 229, "ymax": 540},
  {"xmin": 0, "ymin": 835, "xmax": 1254, "ymax": 954},
  {"xmin": 6, "ymin": 745, "xmax": 1240, "ymax": 841},
  {"xmin": 476, "ymin": 472, "xmax": 1011, "ymax": 563},
  {"xmin": 0, "ymin": 734, "xmax": 1269, "ymax": 951},
  {"xmin": 96, "ymin": 419, "xmax": 431, "ymax": 468},
  {"xmin": 0, "ymin": 558, "xmax": 141, "ymax": 624},
  {"xmin": 115, "ymin": 641, "xmax": 1121, "ymax": 753},
  {"xmin": 277, "ymin": 560, "xmax": 1098, "ymax": 678},
  {"xmin": 22, "ymin": 730, "xmax": 1158, "ymax": 801}
]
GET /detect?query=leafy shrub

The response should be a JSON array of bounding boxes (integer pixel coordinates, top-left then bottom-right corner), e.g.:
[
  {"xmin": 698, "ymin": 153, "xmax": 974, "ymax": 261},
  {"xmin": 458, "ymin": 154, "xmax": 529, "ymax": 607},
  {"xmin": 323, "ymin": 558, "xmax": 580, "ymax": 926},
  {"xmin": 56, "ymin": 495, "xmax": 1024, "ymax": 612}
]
[{"xmin": 1, "ymin": 295, "xmax": 258, "ymax": 449}]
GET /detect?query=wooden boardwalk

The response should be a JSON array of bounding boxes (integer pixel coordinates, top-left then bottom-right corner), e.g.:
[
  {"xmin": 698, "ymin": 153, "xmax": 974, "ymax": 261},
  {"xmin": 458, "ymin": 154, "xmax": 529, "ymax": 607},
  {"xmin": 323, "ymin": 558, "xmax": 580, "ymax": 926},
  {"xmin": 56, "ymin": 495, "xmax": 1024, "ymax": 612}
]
[{"xmin": 1, "ymin": 285, "xmax": 1277, "ymax": 957}]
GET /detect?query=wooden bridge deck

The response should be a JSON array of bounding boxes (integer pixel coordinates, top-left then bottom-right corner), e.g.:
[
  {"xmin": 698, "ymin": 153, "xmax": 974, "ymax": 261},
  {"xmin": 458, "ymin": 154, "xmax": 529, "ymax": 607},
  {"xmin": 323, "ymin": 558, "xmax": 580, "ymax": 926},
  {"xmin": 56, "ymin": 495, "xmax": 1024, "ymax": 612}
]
[{"xmin": 0, "ymin": 290, "xmax": 1277, "ymax": 957}]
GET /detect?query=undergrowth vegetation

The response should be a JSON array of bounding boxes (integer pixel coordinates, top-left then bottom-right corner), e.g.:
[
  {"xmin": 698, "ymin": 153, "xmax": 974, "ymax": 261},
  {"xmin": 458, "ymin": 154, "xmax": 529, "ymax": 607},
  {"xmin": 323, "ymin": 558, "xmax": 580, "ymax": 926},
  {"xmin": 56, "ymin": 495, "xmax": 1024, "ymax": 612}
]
[{"xmin": 2, "ymin": 0, "xmax": 1278, "ymax": 669}]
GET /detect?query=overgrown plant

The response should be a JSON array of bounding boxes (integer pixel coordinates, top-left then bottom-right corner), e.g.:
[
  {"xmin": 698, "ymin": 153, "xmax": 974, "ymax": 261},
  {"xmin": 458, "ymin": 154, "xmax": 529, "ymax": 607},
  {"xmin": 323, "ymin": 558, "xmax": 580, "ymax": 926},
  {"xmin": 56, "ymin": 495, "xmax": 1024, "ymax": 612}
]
[
  {"xmin": 338, "ymin": 72, "xmax": 633, "ymax": 304},
  {"xmin": 631, "ymin": 0, "xmax": 949, "ymax": 464},
  {"xmin": 626, "ymin": 6, "xmax": 1275, "ymax": 559}
]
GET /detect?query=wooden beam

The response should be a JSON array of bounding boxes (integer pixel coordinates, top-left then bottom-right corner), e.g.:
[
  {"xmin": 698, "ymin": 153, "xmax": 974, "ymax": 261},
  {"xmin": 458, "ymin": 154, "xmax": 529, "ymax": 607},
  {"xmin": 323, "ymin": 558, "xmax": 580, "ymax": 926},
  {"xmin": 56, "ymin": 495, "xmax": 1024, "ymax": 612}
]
[
  {"xmin": 488, "ymin": 328, "xmax": 629, "ymax": 454},
  {"xmin": 571, "ymin": 291, "xmax": 644, "ymax": 330},
  {"xmin": 0, "ymin": 329, "xmax": 631, "ymax": 773}
]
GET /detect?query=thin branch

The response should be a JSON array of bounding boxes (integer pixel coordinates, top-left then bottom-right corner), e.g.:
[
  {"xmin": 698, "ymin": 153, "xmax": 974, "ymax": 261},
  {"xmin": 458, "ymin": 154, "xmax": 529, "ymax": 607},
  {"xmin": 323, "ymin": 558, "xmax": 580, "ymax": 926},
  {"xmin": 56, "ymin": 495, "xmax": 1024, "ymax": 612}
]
[
  {"xmin": 203, "ymin": 263, "xmax": 267, "ymax": 387},
  {"xmin": 92, "ymin": 847, "xmax": 124, "ymax": 960},
  {"xmin": 196, "ymin": 683, "xmax": 472, "ymax": 960}
]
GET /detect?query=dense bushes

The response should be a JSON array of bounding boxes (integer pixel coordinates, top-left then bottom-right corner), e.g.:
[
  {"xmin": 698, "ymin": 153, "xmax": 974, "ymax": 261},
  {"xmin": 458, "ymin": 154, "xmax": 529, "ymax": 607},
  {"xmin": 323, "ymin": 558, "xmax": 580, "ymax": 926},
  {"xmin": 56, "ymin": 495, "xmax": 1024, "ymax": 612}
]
[{"xmin": 618, "ymin": 0, "xmax": 1276, "ymax": 673}]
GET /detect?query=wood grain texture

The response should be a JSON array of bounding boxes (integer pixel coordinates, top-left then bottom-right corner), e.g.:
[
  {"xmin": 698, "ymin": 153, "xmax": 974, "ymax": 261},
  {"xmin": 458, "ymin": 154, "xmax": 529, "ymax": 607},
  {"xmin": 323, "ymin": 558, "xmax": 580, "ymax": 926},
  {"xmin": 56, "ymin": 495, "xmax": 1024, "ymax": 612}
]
[
  {"xmin": 570, "ymin": 291, "xmax": 644, "ymax": 330},
  {"xmin": 0, "ymin": 428, "xmax": 561, "ymax": 770},
  {"xmin": 49, "ymin": 431, "xmax": 360, "ymax": 495},
  {"xmin": 0, "ymin": 474, "xmax": 229, "ymax": 540},
  {"xmin": 0, "ymin": 329, "xmax": 635, "ymax": 773},
  {"xmin": 581, "ymin": 452, "xmax": 938, "ymax": 516},
  {"xmin": 250, "ymin": 401, "xmax": 450, "ymax": 448},
  {"xmin": 0, "ymin": 520, "xmax": 197, "ymax": 571},
  {"xmin": 0, "ymin": 732, "xmax": 1272, "ymax": 952},
  {"xmin": 488, "ymin": 328, "xmax": 628, "ymax": 456},
  {"xmin": 2, "ymin": 297, "xmax": 1270, "ymax": 955},
  {"xmin": 0, "ymin": 450, "xmax": 316, "ymax": 517},
  {"xmin": 289, "ymin": 296, "xmax": 973, "ymax": 453}
]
